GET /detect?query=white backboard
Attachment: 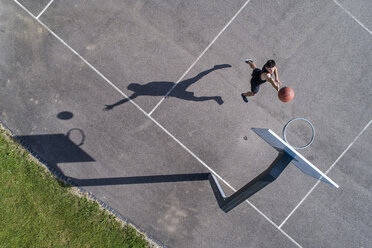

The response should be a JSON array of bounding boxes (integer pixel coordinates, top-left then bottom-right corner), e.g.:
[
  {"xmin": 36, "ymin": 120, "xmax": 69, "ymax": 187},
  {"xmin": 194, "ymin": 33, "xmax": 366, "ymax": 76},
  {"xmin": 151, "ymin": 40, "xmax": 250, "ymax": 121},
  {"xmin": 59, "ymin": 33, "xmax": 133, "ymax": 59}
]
[{"xmin": 252, "ymin": 128, "xmax": 339, "ymax": 188}]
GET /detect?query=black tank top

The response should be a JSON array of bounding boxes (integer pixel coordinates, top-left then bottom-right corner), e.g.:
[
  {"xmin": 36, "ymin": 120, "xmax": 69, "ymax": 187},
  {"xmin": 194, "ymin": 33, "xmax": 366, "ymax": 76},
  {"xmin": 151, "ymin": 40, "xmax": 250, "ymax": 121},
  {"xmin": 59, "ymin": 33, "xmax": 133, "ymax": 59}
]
[{"xmin": 257, "ymin": 67, "xmax": 270, "ymax": 84}]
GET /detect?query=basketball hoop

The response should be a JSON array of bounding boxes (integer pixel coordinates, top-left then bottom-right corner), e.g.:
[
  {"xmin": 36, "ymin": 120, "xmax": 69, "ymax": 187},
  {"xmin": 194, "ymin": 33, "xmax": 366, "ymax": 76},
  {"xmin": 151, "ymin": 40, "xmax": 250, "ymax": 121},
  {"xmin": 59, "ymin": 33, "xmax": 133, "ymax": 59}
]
[{"xmin": 282, "ymin": 118, "xmax": 315, "ymax": 149}]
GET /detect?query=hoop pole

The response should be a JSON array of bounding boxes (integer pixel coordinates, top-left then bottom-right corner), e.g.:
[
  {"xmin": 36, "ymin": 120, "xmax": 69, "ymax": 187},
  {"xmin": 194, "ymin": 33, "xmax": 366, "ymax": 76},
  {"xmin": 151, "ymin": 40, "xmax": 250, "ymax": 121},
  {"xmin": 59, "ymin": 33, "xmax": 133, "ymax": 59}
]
[{"xmin": 209, "ymin": 151, "xmax": 294, "ymax": 213}]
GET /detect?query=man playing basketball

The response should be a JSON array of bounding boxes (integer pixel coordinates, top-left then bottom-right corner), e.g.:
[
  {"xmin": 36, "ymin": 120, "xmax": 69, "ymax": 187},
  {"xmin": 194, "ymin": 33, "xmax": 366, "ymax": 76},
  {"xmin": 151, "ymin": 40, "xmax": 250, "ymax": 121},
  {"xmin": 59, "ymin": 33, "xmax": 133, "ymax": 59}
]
[{"xmin": 241, "ymin": 59, "xmax": 281, "ymax": 102}]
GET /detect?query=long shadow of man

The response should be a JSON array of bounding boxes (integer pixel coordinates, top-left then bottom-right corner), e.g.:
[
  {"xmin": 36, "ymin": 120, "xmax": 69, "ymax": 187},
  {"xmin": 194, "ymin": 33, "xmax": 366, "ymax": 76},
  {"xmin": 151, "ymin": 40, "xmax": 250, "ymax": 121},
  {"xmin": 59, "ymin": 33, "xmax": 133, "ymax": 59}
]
[{"xmin": 104, "ymin": 64, "xmax": 231, "ymax": 110}]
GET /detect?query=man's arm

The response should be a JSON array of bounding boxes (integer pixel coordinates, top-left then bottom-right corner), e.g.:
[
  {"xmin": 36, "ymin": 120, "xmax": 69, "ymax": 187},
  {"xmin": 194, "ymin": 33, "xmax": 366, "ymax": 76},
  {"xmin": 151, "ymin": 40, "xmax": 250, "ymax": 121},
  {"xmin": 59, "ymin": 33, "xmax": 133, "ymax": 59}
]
[
  {"xmin": 267, "ymin": 77, "xmax": 280, "ymax": 91},
  {"xmin": 263, "ymin": 73, "xmax": 280, "ymax": 91},
  {"xmin": 273, "ymin": 67, "xmax": 281, "ymax": 85}
]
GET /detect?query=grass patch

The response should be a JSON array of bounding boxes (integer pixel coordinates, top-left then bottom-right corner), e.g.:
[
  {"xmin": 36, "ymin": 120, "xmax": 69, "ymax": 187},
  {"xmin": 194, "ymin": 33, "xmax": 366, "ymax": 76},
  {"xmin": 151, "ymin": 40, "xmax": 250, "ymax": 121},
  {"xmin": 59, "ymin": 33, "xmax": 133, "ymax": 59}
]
[{"xmin": 0, "ymin": 127, "xmax": 150, "ymax": 248}]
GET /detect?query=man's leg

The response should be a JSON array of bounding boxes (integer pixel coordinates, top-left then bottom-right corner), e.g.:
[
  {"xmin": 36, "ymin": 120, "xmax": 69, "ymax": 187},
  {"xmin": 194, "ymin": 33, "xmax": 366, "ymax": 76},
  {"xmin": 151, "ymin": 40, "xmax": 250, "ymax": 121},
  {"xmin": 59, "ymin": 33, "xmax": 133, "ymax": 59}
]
[
  {"xmin": 241, "ymin": 88, "xmax": 255, "ymax": 103},
  {"xmin": 245, "ymin": 59, "xmax": 257, "ymax": 69},
  {"xmin": 242, "ymin": 91, "xmax": 255, "ymax": 96},
  {"xmin": 241, "ymin": 61, "xmax": 258, "ymax": 102},
  {"xmin": 243, "ymin": 77, "xmax": 259, "ymax": 97}
]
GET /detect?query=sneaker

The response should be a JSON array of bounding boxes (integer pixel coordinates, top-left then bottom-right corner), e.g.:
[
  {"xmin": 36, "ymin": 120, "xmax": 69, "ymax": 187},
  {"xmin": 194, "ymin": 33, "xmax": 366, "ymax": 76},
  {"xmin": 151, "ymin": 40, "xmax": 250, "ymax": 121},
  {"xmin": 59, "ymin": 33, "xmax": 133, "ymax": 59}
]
[
  {"xmin": 245, "ymin": 59, "xmax": 253, "ymax": 64},
  {"xmin": 241, "ymin": 93, "xmax": 248, "ymax": 103}
]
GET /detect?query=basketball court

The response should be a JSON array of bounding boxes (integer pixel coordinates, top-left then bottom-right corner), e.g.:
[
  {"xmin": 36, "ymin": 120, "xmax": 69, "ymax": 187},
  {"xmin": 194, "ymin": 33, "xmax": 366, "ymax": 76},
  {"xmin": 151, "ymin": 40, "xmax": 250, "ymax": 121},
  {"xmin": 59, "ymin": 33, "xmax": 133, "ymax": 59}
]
[{"xmin": 1, "ymin": 0, "xmax": 371, "ymax": 247}]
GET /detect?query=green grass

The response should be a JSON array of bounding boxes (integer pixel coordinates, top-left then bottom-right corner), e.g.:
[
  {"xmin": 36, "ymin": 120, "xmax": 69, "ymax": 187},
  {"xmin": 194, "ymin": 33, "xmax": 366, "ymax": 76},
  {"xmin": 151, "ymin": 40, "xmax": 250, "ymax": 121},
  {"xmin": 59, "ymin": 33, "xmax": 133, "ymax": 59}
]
[{"xmin": 0, "ymin": 128, "xmax": 150, "ymax": 248}]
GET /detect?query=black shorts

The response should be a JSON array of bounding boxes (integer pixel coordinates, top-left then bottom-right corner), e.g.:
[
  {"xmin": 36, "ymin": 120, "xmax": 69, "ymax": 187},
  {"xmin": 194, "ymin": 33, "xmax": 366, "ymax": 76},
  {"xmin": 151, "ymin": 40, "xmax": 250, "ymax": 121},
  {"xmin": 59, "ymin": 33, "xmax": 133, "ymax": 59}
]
[{"xmin": 250, "ymin": 68, "xmax": 264, "ymax": 94}]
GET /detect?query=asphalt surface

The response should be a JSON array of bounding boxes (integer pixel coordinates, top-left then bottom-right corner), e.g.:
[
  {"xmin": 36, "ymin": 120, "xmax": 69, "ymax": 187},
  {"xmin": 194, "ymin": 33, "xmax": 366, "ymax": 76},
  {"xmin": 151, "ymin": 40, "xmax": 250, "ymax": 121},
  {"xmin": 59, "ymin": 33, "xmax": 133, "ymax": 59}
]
[{"xmin": 1, "ymin": 0, "xmax": 371, "ymax": 247}]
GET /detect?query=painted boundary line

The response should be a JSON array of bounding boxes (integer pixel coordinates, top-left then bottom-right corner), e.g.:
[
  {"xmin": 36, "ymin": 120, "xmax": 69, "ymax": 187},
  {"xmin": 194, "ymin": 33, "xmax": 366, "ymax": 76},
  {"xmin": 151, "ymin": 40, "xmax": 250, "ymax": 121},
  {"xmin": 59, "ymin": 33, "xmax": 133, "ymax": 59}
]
[
  {"xmin": 332, "ymin": 0, "xmax": 372, "ymax": 36},
  {"xmin": 11, "ymin": 1, "xmax": 148, "ymax": 117},
  {"xmin": 11, "ymin": 1, "xmax": 303, "ymax": 247},
  {"xmin": 148, "ymin": 0, "xmax": 252, "ymax": 116},
  {"xmin": 279, "ymin": 120, "xmax": 372, "ymax": 228},
  {"xmin": 36, "ymin": 0, "xmax": 55, "ymax": 19}
]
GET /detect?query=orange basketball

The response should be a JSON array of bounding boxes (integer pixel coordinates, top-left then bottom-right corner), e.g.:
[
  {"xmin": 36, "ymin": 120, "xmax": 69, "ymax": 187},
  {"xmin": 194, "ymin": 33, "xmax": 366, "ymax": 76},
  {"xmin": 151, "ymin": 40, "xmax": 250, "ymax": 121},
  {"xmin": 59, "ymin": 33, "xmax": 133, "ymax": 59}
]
[{"xmin": 278, "ymin": 87, "xmax": 294, "ymax": 102}]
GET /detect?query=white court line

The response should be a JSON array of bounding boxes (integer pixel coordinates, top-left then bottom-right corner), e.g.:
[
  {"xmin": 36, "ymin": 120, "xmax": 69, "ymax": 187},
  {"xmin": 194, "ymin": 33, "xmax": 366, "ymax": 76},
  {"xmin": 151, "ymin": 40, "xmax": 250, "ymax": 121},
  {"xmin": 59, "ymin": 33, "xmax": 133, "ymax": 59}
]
[
  {"xmin": 36, "ymin": 0, "xmax": 55, "ymax": 19},
  {"xmin": 332, "ymin": 0, "xmax": 372, "ymax": 36},
  {"xmin": 12, "ymin": 1, "xmax": 302, "ymax": 247},
  {"xmin": 12, "ymin": 1, "xmax": 147, "ymax": 117},
  {"xmin": 148, "ymin": 0, "xmax": 372, "ymax": 117},
  {"xmin": 148, "ymin": 0, "xmax": 252, "ymax": 116},
  {"xmin": 279, "ymin": 120, "xmax": 372, "ymax": 228}
]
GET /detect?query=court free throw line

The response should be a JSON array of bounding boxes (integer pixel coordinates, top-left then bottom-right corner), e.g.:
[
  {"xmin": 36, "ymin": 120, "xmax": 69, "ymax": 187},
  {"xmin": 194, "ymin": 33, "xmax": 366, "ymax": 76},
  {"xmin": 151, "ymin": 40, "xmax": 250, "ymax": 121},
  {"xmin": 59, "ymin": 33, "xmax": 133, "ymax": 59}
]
[
  {"xmin": 332, "ymin": 0, "xmax": 372, "ymax": 36},
  {"xmin": 279, "ymin": 120, "xmax": 372, "ymax": 228},
  {"xmin": 148, "ymin": 0, "xmax": 252, "ymax": 116},
  {"xmin": 36, "ymin": 0, "xmax": 55, "ymax": 19},
  {"xmin": 12, "ymin": 1, "xmax": 302, "ymax": 246}
]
